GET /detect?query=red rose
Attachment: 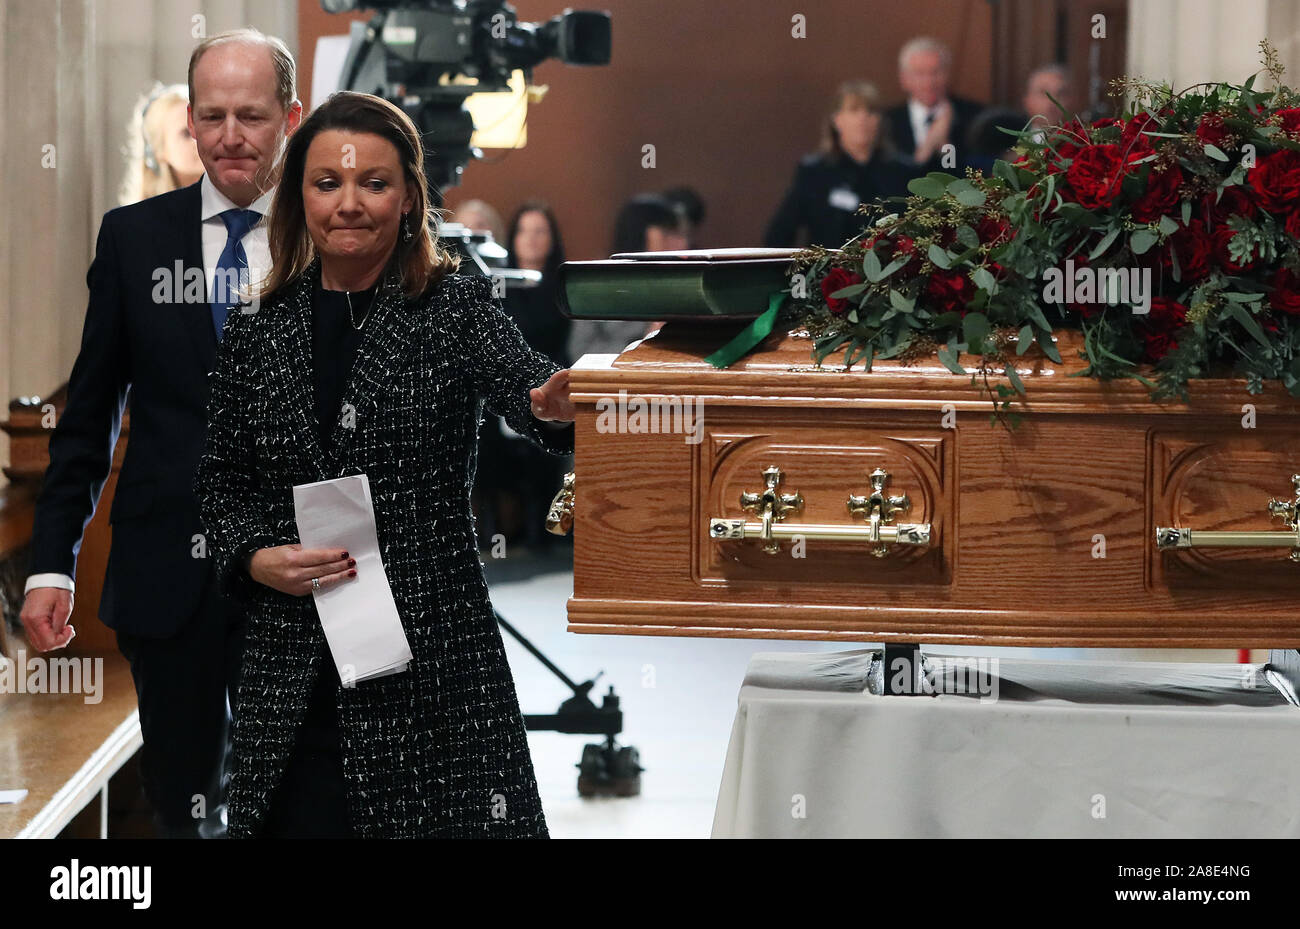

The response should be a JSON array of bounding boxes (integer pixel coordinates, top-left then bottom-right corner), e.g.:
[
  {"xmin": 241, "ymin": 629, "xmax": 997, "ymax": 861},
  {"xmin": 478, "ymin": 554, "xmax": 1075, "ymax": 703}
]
[
  {"xmin": 1064, "ymin": 144, "xmax": 1132, "ymax": 210},
  {"xmin": 1211, "ymin": 223, "xmax": 1258, "ymax": 273},
  {"xmin": 1049, "ymin": 137, "xmax": 1083, "ymax": 173},
  {"xmin": 1160, "ymin": 219, "xmax": 1213, "ymax": 281},
  {"xmin": 892, "ymin": 235, "xmax": 924, "ymax": 276},
  {"xmin": 925, "ymin": 269, "xmax": 975, "ymax": 315},
  {"xmin": 1210, "ymin": 185, "xmax": 1257, "ymax": 224},
  {"xmin": 1273, "ymin": 108, "xmax": 1300, "ymax": 134},
  {"xmin": 1247, "ymin": 150, "xmax": 1300, "ymax": 214},
  {"xmin": 1197, "ymin": 112, "xmax": 1231, "ymax": 147},
  {"xmin": 1286, "ymin": 210, "xmax": 1300, "ymax": 241},
  {"xmin": 820, "ymin": 267, "xmax": 864, "ymax": 315},
  {"xmin": 1094, "ymin": 114, "xmax": 1151, "ymax": 141},
  {"xmin": 1121, "ymin": 112, "xmax": 1159, "ymax": 153},
  {"xmin": 1144, "ymin": 328, "xmax": 1185, "ymax": 361},
  {"xmin": 1139, "ymin": 297, "xmax": 1188, "ymax": 363},
  {"xmin": 976, "ymin": 213, "xmax": 1013, "ymax": 248},
  {"xmin": 1147, "ymin": 295, "xmax": 1188, "ymax": 325},
  {"xmin": 1270, "ymin": 267, "xmax": 1300, "ymax": 316},
  {"xmin": 1142, "ymin": 329, "xmax": 1180, "ymax": 363},
  {"xmin": 1095, "ymin": 113, "xmax": 1158, "ymax": 152},
  {"xmin": 1130, "ymin": 163, "xmax": 1185, "ymax": 223}
]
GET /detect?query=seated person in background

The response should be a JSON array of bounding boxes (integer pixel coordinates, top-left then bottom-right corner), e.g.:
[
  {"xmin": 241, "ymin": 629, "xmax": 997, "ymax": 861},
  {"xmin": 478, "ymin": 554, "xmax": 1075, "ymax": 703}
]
[
  {"xmin": 965, "ymin": 107, "xmax": 1032, "ymax": 176},
  {"xmin": 1022, "ymin": 63, "xmax": 1075, "ymax": 139},
  {"xmin": 764, "ymin": 80, "xmax": 911, "ymax": 248},
  {"xmin": 661, "ymin": 185, "xmax": 706, "ymax": 248},
  {"xmin": 503, "ymin": 200, "xmax": 569, "ymax": 367},
  {"xmin": 883, "ymin": 36, "xmax": 985, "ymax": 177},
  {"xmin": 567, "ymin": 193, "xmax": 687, "ymax": 360},
  {"xmin": 450, "ymin": 197, "xmax": 506, "ymax": 244},
  {"xmin": 474, "ymin": 201, "xmax": 572, "ymax": 551}
]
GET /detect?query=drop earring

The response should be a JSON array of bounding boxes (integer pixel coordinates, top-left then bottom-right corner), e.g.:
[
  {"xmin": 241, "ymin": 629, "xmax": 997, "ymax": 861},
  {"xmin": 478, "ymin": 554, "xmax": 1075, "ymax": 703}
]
[{"xmin": 402, "ymin": 213, "xmax": 413, "ymax": 242}]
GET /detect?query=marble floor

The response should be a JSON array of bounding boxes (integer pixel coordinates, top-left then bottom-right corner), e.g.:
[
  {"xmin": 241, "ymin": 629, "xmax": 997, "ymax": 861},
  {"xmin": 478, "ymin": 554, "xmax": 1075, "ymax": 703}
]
[{"xmin": 482, "ymin": 543, "xmax": 1260, "ymax": 840}]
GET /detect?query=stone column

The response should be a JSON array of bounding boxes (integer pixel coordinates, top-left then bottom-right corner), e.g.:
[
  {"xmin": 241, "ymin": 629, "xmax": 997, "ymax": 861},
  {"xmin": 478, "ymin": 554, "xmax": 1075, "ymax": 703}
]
[{"xmin": 0, "ymin": 0, "xmax": 298, "ymax": 486}]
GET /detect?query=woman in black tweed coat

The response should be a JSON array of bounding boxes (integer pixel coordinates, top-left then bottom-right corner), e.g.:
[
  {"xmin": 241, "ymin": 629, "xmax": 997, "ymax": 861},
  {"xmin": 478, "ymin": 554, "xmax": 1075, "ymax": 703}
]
[{"xmin": 195, "ymin": 92, "xmax": 574, "ymax": 838}]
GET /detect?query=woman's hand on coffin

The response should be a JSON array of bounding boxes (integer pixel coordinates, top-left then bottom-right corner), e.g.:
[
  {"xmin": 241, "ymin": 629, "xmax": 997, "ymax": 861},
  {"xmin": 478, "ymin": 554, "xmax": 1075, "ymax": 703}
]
[{"xmin": 530, "ymin": 368, "xmax": 575, "ymax": 422}]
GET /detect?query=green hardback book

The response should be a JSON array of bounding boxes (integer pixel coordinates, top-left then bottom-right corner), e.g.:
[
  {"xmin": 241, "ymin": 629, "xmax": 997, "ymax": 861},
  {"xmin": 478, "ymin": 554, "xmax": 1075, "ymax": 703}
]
[{"xmin": 557, "ymin": 248, "xmax": 798, "ymax": 320}]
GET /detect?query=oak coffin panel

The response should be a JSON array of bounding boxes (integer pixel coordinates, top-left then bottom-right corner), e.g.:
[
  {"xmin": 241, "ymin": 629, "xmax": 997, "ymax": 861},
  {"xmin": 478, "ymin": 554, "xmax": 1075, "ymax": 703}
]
[{"xmin": 567, "ymin": 324, "xmax": 1300, "ymax": 648}]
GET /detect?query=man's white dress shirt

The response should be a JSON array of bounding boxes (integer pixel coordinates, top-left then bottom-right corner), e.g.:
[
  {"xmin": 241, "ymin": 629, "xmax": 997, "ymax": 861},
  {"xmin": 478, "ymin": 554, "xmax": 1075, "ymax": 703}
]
[{"xmin": 908, "ymin": 98, "xmax": 945, "ymax": 153}]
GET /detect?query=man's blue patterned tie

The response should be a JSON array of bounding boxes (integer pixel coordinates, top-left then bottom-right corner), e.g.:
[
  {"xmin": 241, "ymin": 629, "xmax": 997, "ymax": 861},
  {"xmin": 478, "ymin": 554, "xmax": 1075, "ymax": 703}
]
[{"xmin": 211, "ymin": 208, "xmax": 261, "ymax": 341}]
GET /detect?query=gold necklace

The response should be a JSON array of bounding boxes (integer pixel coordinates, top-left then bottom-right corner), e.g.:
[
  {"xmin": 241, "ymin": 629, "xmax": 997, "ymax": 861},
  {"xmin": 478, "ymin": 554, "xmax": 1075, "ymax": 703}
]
[{"xmin": 345, "ymin": 287, "xmax": 376, "ymax": 330}]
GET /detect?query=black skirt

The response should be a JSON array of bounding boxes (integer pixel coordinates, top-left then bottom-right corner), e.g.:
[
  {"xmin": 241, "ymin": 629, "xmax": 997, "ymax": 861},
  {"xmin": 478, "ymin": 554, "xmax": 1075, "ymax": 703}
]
[{"xmin": 260, "ymin": 660, "xmax": 354, "ymax": 838}]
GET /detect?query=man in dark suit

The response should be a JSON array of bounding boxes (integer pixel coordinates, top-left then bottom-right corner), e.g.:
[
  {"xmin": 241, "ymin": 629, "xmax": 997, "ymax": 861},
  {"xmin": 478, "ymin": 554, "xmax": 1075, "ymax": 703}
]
[
  {"xmin": 19, "ymin": 28, "xmax": 302, "ymax": 838},
  {"xmin": 883, "ymin": 37, "xmax": 985, "ymax": 178}
]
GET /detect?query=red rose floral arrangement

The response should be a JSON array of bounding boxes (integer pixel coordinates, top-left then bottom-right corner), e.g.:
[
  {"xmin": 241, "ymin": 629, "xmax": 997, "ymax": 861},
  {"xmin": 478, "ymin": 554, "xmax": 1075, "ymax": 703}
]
[{"xmin": 787, "ymin": 42, "xmax": 1300, "ymax": 423}]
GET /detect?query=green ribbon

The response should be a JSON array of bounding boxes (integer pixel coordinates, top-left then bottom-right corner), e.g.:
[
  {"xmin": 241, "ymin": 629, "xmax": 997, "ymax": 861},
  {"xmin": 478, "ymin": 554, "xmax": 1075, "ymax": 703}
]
[{"xmin": 704, "ymin": 291, "xmax": 788, "ymax": 369}]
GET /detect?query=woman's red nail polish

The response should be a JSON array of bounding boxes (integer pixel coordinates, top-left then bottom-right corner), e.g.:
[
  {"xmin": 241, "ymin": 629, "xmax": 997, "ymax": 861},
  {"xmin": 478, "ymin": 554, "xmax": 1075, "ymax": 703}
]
[
  {"xmin": 348, "ymin": 569, "xmax": 357, "ymax": 577},
  {"xmin": 348, "ymin": 559, "xmax": 356, "ymax": 568},
  {"xmin": 341, "ymin": 551, "xmax": 349, "ymax": 559}
]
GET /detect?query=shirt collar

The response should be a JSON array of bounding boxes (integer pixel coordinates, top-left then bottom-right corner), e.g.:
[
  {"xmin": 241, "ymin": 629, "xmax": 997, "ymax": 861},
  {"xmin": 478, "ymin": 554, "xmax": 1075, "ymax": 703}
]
[
  {"xmin": 908, "ymin": 99, "xmax": 933, "ymax": 123},
  {"xmin": 200, "ymin": 173, "xmax": 275, "ymax": 222}
]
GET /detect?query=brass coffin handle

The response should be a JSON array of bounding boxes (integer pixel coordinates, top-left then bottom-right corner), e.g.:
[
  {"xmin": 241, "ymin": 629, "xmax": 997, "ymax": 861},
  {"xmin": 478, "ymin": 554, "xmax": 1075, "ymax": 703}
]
[
  {"xmin": 546, "ymin": 471, "xmax": 576, "ymax": 535},
  {"xmin": 708, "ymin": 466, "xmax": 932, "ymax": 556},
  {"xmin": 1155, "ymin": 474, "xmax": 1300, "ymax": 562}
]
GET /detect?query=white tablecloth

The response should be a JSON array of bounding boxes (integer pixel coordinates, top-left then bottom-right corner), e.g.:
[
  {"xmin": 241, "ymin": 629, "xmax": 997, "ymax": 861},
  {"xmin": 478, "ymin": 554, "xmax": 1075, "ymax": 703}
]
[{"xmin": 711, "ymin": 649, "xmax": 1300, "ymax": 838}]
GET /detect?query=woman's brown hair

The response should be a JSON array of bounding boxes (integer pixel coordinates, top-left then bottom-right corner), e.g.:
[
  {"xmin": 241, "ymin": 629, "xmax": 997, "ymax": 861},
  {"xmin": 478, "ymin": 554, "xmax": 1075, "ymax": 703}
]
[
  {"xmin": 259, "ymin": 91, "xmax": 460, "ymax": 303},
  {"xmin": 819, "ymin": 80, "xmax": 896, "ymax": 160}
]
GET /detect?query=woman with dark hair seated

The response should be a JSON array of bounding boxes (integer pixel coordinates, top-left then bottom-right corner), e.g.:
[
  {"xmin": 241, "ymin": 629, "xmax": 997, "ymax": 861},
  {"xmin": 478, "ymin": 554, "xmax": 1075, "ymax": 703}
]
[
  {"xmin": 505, "ymin": 200, "xmax": 569, "ymax": 366},
  {"xmin": 566, "ymin": 193, "xmax": 688, "ymax": 361},
  {"xmin": 475, "ymin": 200, "xmax": 572, "ymax": 551},
  {"xmin": 194, "ymin": 90, "xmax": 574, "ymax": 838}
]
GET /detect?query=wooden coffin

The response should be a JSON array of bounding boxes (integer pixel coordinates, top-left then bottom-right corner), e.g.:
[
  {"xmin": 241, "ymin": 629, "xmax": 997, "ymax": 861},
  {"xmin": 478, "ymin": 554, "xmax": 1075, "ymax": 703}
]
[{"xmin": 566, "ymin": 323, "xmax": 1300, "ymax": 648}]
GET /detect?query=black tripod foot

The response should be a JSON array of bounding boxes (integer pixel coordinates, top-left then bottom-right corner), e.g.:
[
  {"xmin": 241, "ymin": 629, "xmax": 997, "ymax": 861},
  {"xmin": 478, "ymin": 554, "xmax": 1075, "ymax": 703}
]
[{"xmin": 576, "ymin": 742, "xmax": 643, "ymax": 797}]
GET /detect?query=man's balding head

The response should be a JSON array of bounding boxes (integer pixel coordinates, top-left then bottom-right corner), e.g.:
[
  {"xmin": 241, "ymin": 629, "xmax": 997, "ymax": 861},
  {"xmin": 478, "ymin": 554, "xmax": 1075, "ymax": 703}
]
[
  {"xmin": 186, "ymin": 29, "xmax": 302, "ymax": 206},
  {"xmin": 898, "ymin": 37, "xmax": 953, "ymax": 109}
]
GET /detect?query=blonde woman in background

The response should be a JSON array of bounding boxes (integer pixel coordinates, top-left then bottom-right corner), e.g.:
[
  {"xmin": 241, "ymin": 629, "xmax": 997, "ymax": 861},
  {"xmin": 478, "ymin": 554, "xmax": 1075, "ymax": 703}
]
[{"xmin": 118, "ymin": 82, "xmax": 205, "ymax": 205}]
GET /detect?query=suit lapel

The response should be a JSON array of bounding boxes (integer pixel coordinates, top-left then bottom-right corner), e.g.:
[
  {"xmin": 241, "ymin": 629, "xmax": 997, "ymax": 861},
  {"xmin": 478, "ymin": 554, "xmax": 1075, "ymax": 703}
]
[{"xmin": 165, "ymin": 181, "xmax": 217, "ymax": 373}]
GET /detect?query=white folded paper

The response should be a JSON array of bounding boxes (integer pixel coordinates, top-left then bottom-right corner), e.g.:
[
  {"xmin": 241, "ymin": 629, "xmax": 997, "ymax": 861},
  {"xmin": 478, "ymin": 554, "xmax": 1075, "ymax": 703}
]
[
  {"xmin": 292, "ymin": 474, "xmax": 412, "ymax": 684},
  {"xmin": 0, "ymin": 789, "xmax": 27, "ymax": 805}
]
